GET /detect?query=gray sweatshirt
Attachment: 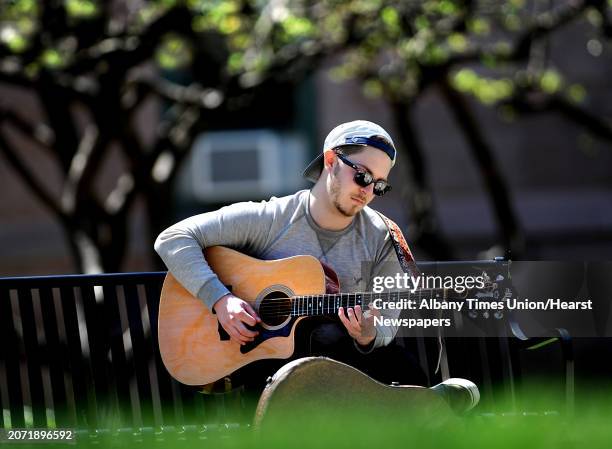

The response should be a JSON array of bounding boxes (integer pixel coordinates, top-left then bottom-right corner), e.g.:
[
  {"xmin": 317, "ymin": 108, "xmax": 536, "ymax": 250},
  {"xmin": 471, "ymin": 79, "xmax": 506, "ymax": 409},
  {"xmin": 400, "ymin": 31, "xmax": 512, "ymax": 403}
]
[{"xmin": 154, "ymin": 189, "xmax": 404, "ymax": 350}]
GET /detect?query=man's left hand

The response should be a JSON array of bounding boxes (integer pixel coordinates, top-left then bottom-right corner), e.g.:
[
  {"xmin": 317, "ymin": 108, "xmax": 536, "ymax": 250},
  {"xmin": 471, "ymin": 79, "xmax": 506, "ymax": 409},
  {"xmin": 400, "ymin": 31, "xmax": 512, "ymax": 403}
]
[{"xmin": 338, "ymin": 304, "xmax": 379, "ymax": 347}]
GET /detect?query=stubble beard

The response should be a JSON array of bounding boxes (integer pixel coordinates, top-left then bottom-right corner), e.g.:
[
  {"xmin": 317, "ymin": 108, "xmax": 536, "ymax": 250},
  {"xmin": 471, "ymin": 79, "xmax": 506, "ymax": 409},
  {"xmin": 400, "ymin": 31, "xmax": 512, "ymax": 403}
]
[{"xmin": 330, "ymin": 175, "xmax": 359, "ymax": 217}]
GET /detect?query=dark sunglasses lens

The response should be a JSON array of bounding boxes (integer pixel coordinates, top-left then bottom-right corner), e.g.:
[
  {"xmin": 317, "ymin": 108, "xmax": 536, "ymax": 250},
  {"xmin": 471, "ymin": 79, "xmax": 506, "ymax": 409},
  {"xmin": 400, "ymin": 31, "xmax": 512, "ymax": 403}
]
[
  {"xmin": 354, "ymin": 171, "xmax": 390, "ymax": 196},
  {"xmin": 373, "ymin": 182, "xmax": 390, "ymax": 196},
  {"xmin": 353, "ymin": 171, "xmax": 371, "ymax": 188}
]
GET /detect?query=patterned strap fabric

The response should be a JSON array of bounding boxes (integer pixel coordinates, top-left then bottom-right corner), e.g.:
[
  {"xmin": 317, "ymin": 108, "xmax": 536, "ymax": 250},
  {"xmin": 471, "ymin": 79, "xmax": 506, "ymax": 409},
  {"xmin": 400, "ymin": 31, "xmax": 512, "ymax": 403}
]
[
  {"xmin": 377, "ymin": 212, "xmax": 446, "ymax": 377},
  {"xmin": 377, "ymin": 212, "xmax": 420, "ymax": 277}
]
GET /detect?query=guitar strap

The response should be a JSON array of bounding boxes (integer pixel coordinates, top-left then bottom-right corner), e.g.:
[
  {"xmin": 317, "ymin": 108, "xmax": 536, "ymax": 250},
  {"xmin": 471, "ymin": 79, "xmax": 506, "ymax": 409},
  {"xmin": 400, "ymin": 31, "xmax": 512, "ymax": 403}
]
[
  {"xmin": 376, "ymin": 212, "xmax": 420, "ymax": 277},
  {"xmin": 376, "ymin": 212, "xmax": 447, "ymax": 379}
]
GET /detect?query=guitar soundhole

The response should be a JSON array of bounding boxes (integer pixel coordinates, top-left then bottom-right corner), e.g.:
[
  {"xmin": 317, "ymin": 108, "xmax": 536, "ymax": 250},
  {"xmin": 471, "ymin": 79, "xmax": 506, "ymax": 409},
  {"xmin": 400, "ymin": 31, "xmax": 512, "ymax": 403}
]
[{"xmin": 259, "ymin": 291, "xmax": 291, "ymax": 327}]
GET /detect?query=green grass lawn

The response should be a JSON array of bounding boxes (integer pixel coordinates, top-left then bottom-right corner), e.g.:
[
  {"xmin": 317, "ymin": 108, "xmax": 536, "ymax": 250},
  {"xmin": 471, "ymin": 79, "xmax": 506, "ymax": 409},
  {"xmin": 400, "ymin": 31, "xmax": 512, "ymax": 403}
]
[
  {"xmin": 51, "ymin": 410, "xmax": 609, "ymax": 449},
  {"xmin": 11, "ymin": 384, "xmax": 612, "ymax": 449}
]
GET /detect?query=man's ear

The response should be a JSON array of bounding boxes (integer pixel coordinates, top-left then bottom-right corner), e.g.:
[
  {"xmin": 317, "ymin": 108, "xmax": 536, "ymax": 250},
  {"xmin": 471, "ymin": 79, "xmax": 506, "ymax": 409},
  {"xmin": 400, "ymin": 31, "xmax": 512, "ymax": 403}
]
[{"xmin": 323, "ymin": 150, "xmax": 336, "ymax": 171}]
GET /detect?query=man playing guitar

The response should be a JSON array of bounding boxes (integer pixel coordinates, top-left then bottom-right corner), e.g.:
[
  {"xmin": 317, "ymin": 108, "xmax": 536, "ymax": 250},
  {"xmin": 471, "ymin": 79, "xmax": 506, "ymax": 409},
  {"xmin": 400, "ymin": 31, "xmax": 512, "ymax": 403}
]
[{"xmin": 155, "ymin": 120, "xmax": 426, "ymax": 395}]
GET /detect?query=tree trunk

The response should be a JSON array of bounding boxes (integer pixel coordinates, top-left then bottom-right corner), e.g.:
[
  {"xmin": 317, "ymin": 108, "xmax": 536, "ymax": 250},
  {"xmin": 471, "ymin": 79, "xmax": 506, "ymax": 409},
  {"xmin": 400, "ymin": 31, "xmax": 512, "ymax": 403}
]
[
  {"xmin": 390, "ymin": 101, "xmax": 455, "ymax": 260},
  {"xmin": 439, "ymin": 81, "xmax": 525, "ymax": 259}
]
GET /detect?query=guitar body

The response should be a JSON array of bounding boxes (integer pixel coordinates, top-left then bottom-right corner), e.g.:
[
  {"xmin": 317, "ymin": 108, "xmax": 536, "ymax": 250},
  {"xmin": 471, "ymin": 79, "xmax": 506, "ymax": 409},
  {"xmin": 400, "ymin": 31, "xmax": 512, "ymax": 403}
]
[{"xmin": 158, "ymin": 246, "xmax": 329, "ymax": 386}]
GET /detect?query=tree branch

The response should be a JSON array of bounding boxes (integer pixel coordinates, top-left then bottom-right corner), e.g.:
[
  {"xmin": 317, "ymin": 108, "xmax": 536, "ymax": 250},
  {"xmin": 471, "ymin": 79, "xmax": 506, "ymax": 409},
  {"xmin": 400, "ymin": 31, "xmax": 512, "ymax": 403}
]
[
  {"xmin": 0, "ymin": 126, "xmax": 63, "ymax": 218},
  {"xmin": 104, "ymin": 173, "xmax": 135, "ymax": 215},
  {"xmin": 507, "ymin": 90, "xmax": 612, "ymax": 142},
  {"xmin": 0, "ymin": 107, "xmax": 55, "ymax": 151},
  {"xmin": 60, "ymin": 124, "xmax": 102, "ymax": 214},
  {"xmin": 553, "ymin": 96, "xmax": 612, "ymax": 141},
  {"xmin": 67, "ymin": 6, "xmax": 197, "ymax": 76},
  {"xmin": 128, "ymin": 76, "xmax": 225, "ymax": 109},
  {"xmin": 390, "ymin": 101, "xmax": 455, "ymax": 260},
  {"xmin": 0, "ymin": 59, "xmax": 34, "ymax": 88},
  {"xmin": 439, "ymin": 79, "xmax": 525, "ymax": 257},
  {"xmin": 443, "ymin": 0, "xmax": 593, "ymax": 69}
]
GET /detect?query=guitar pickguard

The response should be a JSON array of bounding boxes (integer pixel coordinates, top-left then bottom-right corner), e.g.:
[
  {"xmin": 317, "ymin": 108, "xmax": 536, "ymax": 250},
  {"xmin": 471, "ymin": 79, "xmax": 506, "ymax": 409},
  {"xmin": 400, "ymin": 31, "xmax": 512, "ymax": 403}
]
[{"xmin": 240, "ymin": 318, "xmax": 298, "ymax": 354}]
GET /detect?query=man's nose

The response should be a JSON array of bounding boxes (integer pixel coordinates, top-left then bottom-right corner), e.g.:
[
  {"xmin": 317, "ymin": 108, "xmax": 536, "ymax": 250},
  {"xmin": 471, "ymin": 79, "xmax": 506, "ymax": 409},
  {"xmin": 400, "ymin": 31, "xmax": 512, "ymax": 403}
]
[{"xmin": 360, "ymin": 183, "xmax": 374, "ymax": 196}]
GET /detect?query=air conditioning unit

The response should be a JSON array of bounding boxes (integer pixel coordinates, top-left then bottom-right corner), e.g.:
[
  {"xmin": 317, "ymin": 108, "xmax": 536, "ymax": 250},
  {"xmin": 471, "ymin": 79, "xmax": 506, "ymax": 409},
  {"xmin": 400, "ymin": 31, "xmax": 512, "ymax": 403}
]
[{"xmin": 183, "ymin": 129, "xmax": 310, "ymax": 202}]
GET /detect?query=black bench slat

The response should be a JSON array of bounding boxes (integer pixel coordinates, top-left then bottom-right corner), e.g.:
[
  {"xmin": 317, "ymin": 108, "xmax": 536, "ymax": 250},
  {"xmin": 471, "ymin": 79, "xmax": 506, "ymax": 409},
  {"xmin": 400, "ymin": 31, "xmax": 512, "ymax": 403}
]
[
  {"xmin": 30, "ymin": 289, "xmax": 64, "ymax": 429},
  {"xmin": 49, "ymin": 288, "xmax": 80, "ymax": 427},
  {"xmin": 59, "ymin": 286, "xmax": 101, "ymax": 428},
  {"xmin": 180, "ymin": 384, "xmax": 209, "ymax": 425},
  {"xmin": 134, "ymin": 283, "xmax": 165, "ymax": 427},
  {"xmin": 79, "ymin": 284, "xmax": 121, "ymax": 427},
  {"xmin": 18, "ymin": 288, "xmax": 48, "ymax": 428},
  {"xmin": 0, "ymin": 288, "xmax": 26, "ymax": 428},
  {"xmin": 114, "ymin": 284, "xmax": 143, "ymax": 428},
  {"xmin": 37, "ymin": 287, "xmax": 73, "ymax": 427},
  {"xmin": 120, "ymin": 283, "xmax": 154, "ymax": 427},
  {"xmin": 100, "ymin": 284, "xmax": 132, "ymax": 427}
]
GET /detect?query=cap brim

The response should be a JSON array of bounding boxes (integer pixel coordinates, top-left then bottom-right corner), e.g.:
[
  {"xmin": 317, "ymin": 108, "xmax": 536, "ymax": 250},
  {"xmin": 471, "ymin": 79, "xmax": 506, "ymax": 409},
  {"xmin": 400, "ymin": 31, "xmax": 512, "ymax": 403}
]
[{"xmin": 302, "ymin": 153, "xmax": 325, "ymax": 183}]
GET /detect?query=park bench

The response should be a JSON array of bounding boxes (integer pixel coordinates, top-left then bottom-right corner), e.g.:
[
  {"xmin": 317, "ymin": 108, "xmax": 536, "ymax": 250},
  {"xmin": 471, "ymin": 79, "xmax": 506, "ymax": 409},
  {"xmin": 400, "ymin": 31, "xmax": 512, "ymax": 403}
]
[
  {"xmin": 0, "ymin": 265, "xmax": 574, "ymax": 440},
  {"xmin": 0, "ymin": 272, "xmax": 245, "ymax": 443}
]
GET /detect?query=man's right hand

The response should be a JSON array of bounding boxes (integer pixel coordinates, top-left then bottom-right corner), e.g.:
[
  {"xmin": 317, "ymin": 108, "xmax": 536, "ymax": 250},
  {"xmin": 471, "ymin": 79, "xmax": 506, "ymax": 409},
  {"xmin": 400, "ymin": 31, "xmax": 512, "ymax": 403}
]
[{"xmin": 213, "ymin": 294, "xmax": 261, "ymax": 345}]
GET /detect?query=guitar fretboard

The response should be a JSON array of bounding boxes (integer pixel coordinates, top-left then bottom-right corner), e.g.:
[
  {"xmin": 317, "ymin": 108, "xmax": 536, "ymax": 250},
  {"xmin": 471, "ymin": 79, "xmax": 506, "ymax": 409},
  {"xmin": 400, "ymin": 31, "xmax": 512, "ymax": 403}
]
[{"xmin": 290, "ymin": 289, "xmax": 448, "ymax": 317}]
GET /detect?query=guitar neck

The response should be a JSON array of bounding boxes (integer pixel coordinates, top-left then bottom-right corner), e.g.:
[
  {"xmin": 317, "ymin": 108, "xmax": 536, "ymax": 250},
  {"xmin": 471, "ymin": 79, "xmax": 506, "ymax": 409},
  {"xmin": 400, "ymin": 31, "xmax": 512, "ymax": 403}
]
[{"xmin": 290, "ymin": 289, "xmax": 448, "ymax": 318}]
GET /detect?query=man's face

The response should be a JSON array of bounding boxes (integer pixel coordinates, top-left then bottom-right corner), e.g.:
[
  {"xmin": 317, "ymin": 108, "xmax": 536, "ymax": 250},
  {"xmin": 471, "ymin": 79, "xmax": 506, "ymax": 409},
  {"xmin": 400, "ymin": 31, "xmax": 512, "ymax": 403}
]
[{"xmin": 327, "ymin": 146, "xmax": 393, "ymax": 217}]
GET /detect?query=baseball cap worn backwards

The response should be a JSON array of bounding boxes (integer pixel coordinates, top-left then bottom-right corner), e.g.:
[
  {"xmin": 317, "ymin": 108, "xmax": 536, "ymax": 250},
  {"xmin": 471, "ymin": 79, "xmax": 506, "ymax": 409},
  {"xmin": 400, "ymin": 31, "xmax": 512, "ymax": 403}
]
[{"xmin": 302, "ymin": 120, "xmax": 397, "ymax": 183}]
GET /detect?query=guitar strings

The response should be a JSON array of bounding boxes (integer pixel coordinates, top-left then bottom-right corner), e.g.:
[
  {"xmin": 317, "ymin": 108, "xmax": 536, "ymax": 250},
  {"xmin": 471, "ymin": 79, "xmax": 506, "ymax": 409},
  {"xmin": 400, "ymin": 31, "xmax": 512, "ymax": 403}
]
[
  {"xmin": 233, "ymin": 286, "xmax": 478, "ymax": 320},
  {"xmin": 257, "ymin": 299, "xmax": 363, "ymax": 314},
  {"xmin": 255, "ymin": 288, "xmax": 446, "ymax": 311},
  {"xmin": 253, "ymin": 288, "xmax": 460, "ymax": 318},
  {"xmin": 255, "ymin": 296, "xmax": 375, "ymax": 318},
  {"xmin": 256, "ymin": 296, "xmax": 365, "ymax": 310}
]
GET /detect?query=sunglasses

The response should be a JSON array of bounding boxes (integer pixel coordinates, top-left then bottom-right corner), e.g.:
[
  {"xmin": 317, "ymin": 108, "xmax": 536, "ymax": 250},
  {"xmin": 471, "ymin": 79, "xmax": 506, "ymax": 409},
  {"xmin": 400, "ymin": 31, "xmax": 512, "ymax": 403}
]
[{"xmin": 335, "ymin": 152, "xmax": 392, "ymax": 197}]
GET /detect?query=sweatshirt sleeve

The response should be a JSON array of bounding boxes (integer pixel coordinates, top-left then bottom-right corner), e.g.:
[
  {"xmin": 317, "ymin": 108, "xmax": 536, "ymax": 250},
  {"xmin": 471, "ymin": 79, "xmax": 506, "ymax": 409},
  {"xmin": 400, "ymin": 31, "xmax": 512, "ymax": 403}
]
[{"xmin": 154, "ymin": 201, "xmax": 274, "ymax": 310}]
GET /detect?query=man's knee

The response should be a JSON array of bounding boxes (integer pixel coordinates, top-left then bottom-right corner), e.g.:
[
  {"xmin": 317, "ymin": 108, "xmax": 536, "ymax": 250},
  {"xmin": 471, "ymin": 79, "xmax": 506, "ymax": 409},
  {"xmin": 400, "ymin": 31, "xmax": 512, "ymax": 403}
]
[{"xmin": 308, "ymin": 322, "xmax": 350, "ymax": 354}]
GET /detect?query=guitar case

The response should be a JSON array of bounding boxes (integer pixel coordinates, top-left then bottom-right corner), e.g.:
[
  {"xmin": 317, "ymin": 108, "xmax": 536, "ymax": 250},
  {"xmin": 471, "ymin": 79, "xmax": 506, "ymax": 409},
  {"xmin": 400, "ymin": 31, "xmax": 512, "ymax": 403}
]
[{"xmin": 254, "ymin": 356, "xmax": 455, "ymax": 430}]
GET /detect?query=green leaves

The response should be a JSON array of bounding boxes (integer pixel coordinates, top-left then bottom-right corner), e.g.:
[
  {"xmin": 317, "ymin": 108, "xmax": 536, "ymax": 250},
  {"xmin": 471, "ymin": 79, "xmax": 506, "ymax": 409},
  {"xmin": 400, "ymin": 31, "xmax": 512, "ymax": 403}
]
[
  {"xmin": 452, "ymin": 68, "xmax": 479, "ymax": 92},
  {"xmin": 280, "ymin": 16, "xmax": 315, "ymax": 42},
  {"xmin": 155, "ymin": 34, "xmax": 193, "ymax": 70},
  {"xmin": 539, "ymin": 69, "xmax": 562, "ymax": 94},
  {"xmin": 566, "ymin": 83, "xmax": 587, "ymax": 104},
  {"xmin": 447, "ymin": 33, "xmax": 467, "ymax": 53},
  {"xmin": 586, "ymin": 7, "xmax": 603, "ymax": 27},
  {"xmin": 363, "ymin": 79, "xmax": 383, "ymax": 98},
  {"xmin": 41, "ymin": 49, "xmax": 64, "ymax": 68},
  {"xmin": 451, "ymin": 69, "xmax": 514, "ymax": 105},
  {"xmin": 381, "ymin": 7, "xmax": 400, "ymax": 36},
  {"xmin": 192, "ymin": 0, "xmax": 242, "ymax": 32},
  {"xmin": 0, "ymin": 0, "xmax": 601, "ymax": 110},
  {"xmin": 0, "ymin": 0, "xmax": 38, "ymax": 53},
  {"xmin": 3, "ymin": 0, "xmax": 37, "ymax": 16},
  {"xmin": 1, "ymin": 27, "xmax": 28, "ymax": 53},
  {"xmin": 65, "ymin": 0, "xmax": 99, "ymax": 19}
]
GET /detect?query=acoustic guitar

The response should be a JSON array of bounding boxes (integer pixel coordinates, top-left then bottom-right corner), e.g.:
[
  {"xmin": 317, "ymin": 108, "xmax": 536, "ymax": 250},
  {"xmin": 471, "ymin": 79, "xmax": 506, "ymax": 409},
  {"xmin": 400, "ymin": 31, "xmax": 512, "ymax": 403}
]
[{"xmin": 158, "ymin": 246, "xmax": 498, "ymax": 386}]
